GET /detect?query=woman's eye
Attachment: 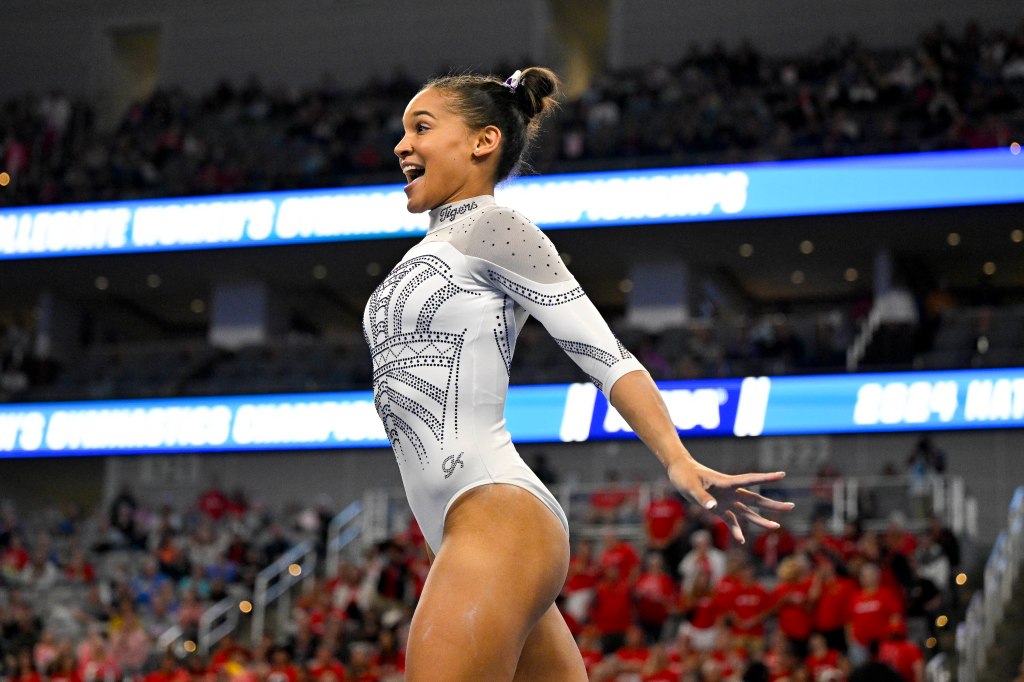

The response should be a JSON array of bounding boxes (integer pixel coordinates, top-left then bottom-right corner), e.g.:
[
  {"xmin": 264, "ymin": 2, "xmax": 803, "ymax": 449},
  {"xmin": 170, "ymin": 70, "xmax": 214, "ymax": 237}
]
[{"xmin": 416, "ymin": 123, "xmax": 429, "ymax": 133}]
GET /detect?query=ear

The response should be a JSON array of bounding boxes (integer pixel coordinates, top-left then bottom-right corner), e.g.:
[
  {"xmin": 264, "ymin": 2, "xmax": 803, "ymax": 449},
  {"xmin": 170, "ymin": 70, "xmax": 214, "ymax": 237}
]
[{"xmin": 471, "ymin": 125, "xmax": 502, "ymax": 160}]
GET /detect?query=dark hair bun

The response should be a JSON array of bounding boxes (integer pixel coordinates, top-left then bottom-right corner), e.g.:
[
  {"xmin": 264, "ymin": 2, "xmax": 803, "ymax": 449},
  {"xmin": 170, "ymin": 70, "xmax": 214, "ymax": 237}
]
[{"xmin": 515, "ymin": 67, "xmax": 560, "ymax": 120}]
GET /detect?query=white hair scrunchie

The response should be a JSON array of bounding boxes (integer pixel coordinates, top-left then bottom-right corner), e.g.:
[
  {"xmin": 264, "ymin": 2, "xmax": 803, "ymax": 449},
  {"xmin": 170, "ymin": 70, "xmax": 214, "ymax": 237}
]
[{"xmin": 504, "ymin": 69, "xmax": 523, "ymax": 92}]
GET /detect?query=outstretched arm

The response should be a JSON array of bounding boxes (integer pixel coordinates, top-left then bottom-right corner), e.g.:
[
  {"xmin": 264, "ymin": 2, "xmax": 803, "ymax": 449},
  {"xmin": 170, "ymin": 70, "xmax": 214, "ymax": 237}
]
[{"xmin": 609, "ymin": 369, "xmax": 794, "ymax": 544}]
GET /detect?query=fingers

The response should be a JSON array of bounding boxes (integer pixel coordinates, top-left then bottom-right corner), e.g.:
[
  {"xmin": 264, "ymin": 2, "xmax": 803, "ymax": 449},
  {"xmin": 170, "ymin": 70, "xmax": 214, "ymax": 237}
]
[
  {"xmin": 736, "ymin": 488, "xmax": 796, "ymax": 513},
  {"xmin": 735, "ymin": 501, "xmax": 781, "ymax": 530},
  {"xmin": 722, "ymin": 471, "xmax": 787, "ymax": 488},
  {"xmin": 724, "ymin": 510, "xmax": 745, "ymax": 544}
]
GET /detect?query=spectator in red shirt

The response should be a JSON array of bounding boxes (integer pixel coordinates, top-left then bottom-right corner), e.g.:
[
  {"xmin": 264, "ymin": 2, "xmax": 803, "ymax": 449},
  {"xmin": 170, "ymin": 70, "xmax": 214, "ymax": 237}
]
[
  {"xmin": 2, "ymin": 533, "xmax": 30, "ymax": 576},
  {"xmin": 145, "ymin": 653, "xmax": 190, "ymax": 682},
  {"xmin": 799, "ymin": 517, "xmax": 846, "ymax": 566},
  {"xmin": 307, "ymin": 643, "xmax": 347, "ymax": 682},
  {"xmin": 640, "ymin": 644, "xmax": 677, "ymax": 682},
  {"xmin": 847, "ymin": 563, "xmax": 901, "ymax": 667},
  {"xmin": 47, "ymin": 648, "xmax": 81, "ymax": 682},
  {"xmin": 590, "ymin": 470, "xmax": 632, "ymax": 523},
  {"xmin": 615, "ymin": 624, "xmax": 651, "ymax": 675},
  {"xmin": 883, "ymin": 515, "xmax": 918, "ymax": 559},
  {"xmin": 633, "ymin": 553, "xmax": 678, "ymax": 642},
  {"xmin": 752, "ymin": 521, "xmax": 796, "ymax": 574},
  {"xmin": 680, "ymin": 570, "xmax": 721, "ymax": 652},
  {"xmin": 810, "ymin": 557, "xmax": 857, "ymax": 653},
  {"xmin": 599, "ymin": 530, "xmax": 641, "ymax": 582},
  {"xmin": 576, "ymin": 626, "xmax": 605, "ymax": 674},
  {"xmin": 376, "ymin": 629, "xmax": 405, "ymax": 677},
  {"xmin": 771, "ymin": 555, "xmax": 814, "ymax": 658},
  {"xmin": 15, "ymin": 650, "xmax": 43, "ymax": 682},
  {"xmin": 347, "ymin": 643, "xmax": 380, "ymax": 682},
  {"xmin": 762, "ymin": 631, "xmax": 803, "ymax": 682},
  {"xmin": 184, "ymin": 654, "xmax": 212, "ymax": 682},
  {"xmin": 709, "ymin": 627, "xmax": 749, "ymax": 679},
  {"xmin": 723, "ymin": 562, "xmax": 770, "ymax": 649},
  {"xmin": 805, "ymin": 632, "xmax": 849, "ymax": 682},
  {"xmin": 266, "ymin": 647, "xmax": 300, "ymax": 682},
  {"xmin": 644, "ymin": 487, "xmax": 687, "ymax": 578},
  {"xmin": 563, "ymin": 539, "xmax": 600, "ymax": 625},
  {"xmin": 665, "ymin": 627, "xmax": 701, "ymax": 678},
  {"xmin": 65, "ymin": 548, "xmax": 96, "ymax": 583},
  {"xmin": 876, "ymin": 620, "xmax": 924, "ymax": 682},
  {"xmin": 196, "ymin": 480, "xmax": 230, "ymax": 521},
  {"xmin": 590, "ymin": 563, "xmax": 635, "ymax": 653}
]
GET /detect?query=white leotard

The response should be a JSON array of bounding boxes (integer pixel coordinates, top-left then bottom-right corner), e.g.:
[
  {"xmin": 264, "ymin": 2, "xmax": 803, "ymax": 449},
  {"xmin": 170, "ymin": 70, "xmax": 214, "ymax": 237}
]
[{"xmin": 362, "ymin": 195, "xmax": 647, "ymax": 551}]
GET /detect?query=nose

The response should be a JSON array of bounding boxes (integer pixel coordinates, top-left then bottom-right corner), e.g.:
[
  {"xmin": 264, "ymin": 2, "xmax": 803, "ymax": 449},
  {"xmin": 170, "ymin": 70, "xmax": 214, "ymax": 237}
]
[{"xmin": 394, "ymin": 133, "xmax": 412, "ymax": 158}]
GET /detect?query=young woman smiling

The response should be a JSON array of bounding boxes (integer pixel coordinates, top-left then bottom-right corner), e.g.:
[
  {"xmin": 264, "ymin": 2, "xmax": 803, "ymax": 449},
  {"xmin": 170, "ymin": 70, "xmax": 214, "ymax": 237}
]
[{"xmin": 362, "ymin": 66, "xmax": 794, "ymax": 681}]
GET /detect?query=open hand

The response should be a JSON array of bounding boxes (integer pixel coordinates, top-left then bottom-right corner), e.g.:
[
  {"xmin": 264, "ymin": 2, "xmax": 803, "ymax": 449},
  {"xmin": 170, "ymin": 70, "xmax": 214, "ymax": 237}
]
[{"xmin": 667, "ymin": 459, "xmax": 795, "ymax": 544}]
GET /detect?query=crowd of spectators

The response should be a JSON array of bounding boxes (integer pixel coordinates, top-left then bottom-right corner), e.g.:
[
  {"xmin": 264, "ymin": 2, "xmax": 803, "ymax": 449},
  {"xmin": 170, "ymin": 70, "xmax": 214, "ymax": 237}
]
[
  {"xmin": 0, "ymin": 314, "xmax": 35, "ymax": 399},
  {"xmin": 1, "ymin": 21, "xmax": 1022, "ymax": 208},
  {"xmin": 0, "ymin": 470, "xmax": 965, "ymax": 682},
  {"xmin": 0, "ymin": 309, "xmax": 855, "ymax": 404}
]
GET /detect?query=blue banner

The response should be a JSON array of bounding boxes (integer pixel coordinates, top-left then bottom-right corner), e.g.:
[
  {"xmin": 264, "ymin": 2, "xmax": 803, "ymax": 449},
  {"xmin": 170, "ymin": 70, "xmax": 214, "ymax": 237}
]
[
  {"xmin": 1, "ymin": 148, "xmax": 1020, "ymax": 260},
  {"xmin": 1, "ymin": 368, "xmax": 1022, "ymax": 457}
]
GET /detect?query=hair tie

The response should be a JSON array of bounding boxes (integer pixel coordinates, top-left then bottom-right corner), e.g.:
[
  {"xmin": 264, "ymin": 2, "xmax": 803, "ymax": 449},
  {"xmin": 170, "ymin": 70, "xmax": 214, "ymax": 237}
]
[{"xmin": 504, "ymin": 69, "xmax": 523, "ymax": 92}]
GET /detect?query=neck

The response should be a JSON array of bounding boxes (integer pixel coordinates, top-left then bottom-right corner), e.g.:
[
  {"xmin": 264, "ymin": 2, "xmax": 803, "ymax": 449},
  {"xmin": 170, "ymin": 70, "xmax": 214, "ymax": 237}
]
[{"xmin": 427, "ymin": 194, "xmax": 493, "ymax": 233}]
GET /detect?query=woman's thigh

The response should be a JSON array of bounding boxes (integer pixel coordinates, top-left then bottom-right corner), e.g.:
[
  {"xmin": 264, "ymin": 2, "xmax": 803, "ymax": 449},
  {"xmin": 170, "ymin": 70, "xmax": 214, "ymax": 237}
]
[
  {"xmin": 404, "ymin": 484, "xmax": 570, "ymax": 682},
  {"xmin": 513, "ymin": 604, "xmax": 588, "ymax": 682}
]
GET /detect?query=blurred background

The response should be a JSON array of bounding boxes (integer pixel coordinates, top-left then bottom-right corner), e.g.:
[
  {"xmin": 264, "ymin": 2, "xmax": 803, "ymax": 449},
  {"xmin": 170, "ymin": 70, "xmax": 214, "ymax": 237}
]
[{"xmin": 1, "ymin": 1, "xmax": 1024, "ymax": 680}]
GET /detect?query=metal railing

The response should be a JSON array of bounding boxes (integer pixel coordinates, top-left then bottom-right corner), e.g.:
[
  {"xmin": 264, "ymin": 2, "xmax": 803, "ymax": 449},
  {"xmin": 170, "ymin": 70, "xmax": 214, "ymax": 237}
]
[
  {"xmin": 198, "ymin": 595, "xmax": 247, "ymax": 655},
  {"xmin": 364, "ymin": 473, "xmax": 976, "ymax": 542},
  {"xmin": 956, "ymin": 486, "xmax": 1024, "ymax": 682},
  {"xmin": 847, "ymin": 304, "xmax": 883, "ymax": 371},
  {"xmin": 154, "ymin": 503, "xmax": 367, "ymax": 653},
  {"xmin": 250, "ymin": 542, "xmax": 317, "ymax": 646},
  {"xmin": 925, "ymin": 652, "xmax": 951, "ymax": 682},
  {"xmin": 325, "ymin": 500, "xmax": 364, "ymax": 579}
]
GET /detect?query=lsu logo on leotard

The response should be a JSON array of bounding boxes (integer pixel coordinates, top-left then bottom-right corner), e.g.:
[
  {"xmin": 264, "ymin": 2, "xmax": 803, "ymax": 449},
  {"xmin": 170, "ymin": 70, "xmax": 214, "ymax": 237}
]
[
  {"xmin": 442, "ymin": 452, "xmax": 465, "ymax": 479},
  {"xmin": 438, "ymin": 201, "xmax": 478, "ymax": 224}
]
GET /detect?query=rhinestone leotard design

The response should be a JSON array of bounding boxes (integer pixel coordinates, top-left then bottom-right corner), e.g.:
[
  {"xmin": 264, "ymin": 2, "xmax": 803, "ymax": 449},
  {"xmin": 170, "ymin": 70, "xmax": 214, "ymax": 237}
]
[{"xmin": 363, "ymin": 195, "xmax": 646, "ymax": 551}]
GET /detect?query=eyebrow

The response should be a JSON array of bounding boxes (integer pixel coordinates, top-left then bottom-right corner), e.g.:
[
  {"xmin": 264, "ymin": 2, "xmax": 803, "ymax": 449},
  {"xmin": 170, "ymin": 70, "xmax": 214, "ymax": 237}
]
[{"xmin": 409, "ymin": 110, "xmax": 438, "ymax": 119}]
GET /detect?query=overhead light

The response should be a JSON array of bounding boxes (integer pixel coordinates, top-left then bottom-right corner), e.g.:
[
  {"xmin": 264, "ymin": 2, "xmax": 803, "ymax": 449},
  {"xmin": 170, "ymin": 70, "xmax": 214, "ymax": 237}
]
[
  {"xmin": 790, "ymin": 270, "xmax": 805, "ymax": 284},
  {"xmin": 1011, "ymin": 229, "xmax": 1023, "ymax": 243},
  {"xmin": 618, "ymin": 279, "xmax": 634, "ymax": 293},
  {"xmin": 844, "ymin": 268, "xmax": 859, "ymax": 282},
  {"xmin": 312, "ymin": 265, "xmax": 328, "ymax": 280},
  {"xmin": 983, "ymin": 261, "xmax": 996, "ymax": 276},
  {"xmin": 799, "ymin": 240, "xmax": 814, "ymax": 254},
  {"xmin": 190, "ymin": 299, "xmax": 206, "ymax": 314},
  {"xmin": 0, "ymin": 171, "xmax": 10, "ymax": 187},
  {"xmin": 1012, "ymin": 142, "xmax": 1021, "ymax": 155},
  {"xmin": 147, "ymin": 274, "xmax": 162, "ymax": 288},
  {"xmin": 366, "ymin": 262, "xmax": 382, "ymax": 277},
  {"xmin": 947, "ymin": 232, "xmax": 961, "ymax": 246},
  {"xmin": 94, "ymin": 276, "xmax": 109, "ymax": 291},
  {"xmin": 739, "ymin": 243, "xmax": 754, "ymax": 257}
]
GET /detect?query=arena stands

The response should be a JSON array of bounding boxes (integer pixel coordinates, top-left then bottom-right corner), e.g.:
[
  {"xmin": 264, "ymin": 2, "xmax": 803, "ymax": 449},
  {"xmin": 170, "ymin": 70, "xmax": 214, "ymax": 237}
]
[
  {"xmin": 0, "ymin": 473, "xmax": 970, "ymax": 681},
  {"xmin": 1, "ymin": 22, "xmax": 1022, "ymax": 209},
  {"xmin": 2, "ymin": 12, "xmax": 1023, "ymax": 682}
]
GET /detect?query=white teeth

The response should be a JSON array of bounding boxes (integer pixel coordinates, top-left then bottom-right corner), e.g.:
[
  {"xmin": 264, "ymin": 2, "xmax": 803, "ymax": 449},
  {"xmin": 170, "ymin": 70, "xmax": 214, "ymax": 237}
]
[{"xmin": 401, "ymin": 164, "xmax": 425, "ymax": 184}]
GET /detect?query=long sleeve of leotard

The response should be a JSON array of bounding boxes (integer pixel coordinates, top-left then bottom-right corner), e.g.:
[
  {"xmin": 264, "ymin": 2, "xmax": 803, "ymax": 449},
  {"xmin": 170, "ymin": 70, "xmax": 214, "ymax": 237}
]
[{"xmin": 457, "ymin": 206, "xmax": 647, "ymax": 398}]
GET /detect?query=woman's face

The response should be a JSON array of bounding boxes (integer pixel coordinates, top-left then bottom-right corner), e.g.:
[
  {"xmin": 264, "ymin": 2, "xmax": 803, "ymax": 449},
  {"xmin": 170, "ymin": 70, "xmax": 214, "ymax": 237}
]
[{"xmin": 394, "ymin": 87, "xmax": 485, "ymax": 213}]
